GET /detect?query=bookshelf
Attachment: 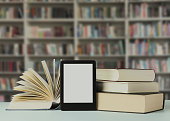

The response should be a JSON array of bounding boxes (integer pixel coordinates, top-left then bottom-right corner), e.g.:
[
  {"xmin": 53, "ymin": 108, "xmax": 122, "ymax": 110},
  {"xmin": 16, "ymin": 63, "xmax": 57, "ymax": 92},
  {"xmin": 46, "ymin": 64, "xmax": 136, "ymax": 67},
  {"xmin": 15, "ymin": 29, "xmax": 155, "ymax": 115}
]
[{"xmin": 1, "ymin": 0, "xmax": 170, "ymax": 101}]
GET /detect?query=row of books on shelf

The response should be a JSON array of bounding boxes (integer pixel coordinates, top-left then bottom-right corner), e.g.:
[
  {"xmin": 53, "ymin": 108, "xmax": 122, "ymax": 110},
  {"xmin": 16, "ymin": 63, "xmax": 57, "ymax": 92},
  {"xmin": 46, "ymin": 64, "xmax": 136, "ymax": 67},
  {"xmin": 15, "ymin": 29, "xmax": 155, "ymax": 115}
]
[
  {"xmin": 162, "ymin": 21, "xmax": 170, "ymax": 37},
  {"xmin": 0, "ymin": 43, "xmax": 23, "ymax": 55},
  {"xmin": 129, "ymin": 22, "xmax": 160, "ymax": 38},
  {"xmin": 0, "ymin": 26, "xmax": 22, "ymax": 38},
  {"xmin": 129, "ymin": 39, "xmax": 169, "ymax": 55},
  {"xmin": 29, "ymin": 0, "xmax": 73, "ymax": 2},
  {"xmin": 157, "ymin": 76, "xmax": 170, "ymax": 90},
  {"xmin": 78, "ymin": 41, "xmax": 124, "ymax": 56},
  {"xmin": 162, "ymin": 4, "xmax": 170, "ymax": 17},
  {"xmin": 28, "ymin": 60, "xmax": 60, "ymax": 73},
  {"xmin": 96, "ymin": 60, "xmax": 124, "ymax": 68},
  {"xmin": 29, "ymin": 7, "xmax": 73, "ymax": 19},
  {"xmin": 0, "ymin": 7, "xmax": 23, "ymax": 19},
  {"xmin": 0, "ymin": 78, "xmax": 16, "ymax": 90},
  {"xmin": 78, "ymin": 23, "xmax": 123, "ymax": 38},
  {"xmin": 27, "ymin": 43, "xmax": 74, "ymax": 55},
  {"xmin": 0, "ymin": 61, "xmax": 23, "ymax": 72},
  {"xmin": 78, "ymin": 6, "xmax": 124, "ymax": 19},
  {"xmin": 29, "ymin": 26, "xmax": 73, "ymax": 38},
  {"xmin": 129, "ymin": 3, "xmax": 159, "ymax": 18},
  {"xmin": 78, "ymin": 0, "xmax": 124, "ymax": 2},
  {"xmin": 0, "ymin": 0, "xmax": 22, "ymax": 2},
  {"xmin": 130, "ymin": 22, "xmax": 170, "ymax": 38},
  {"xmin": 0, "ymin": 95, "xmax": 4, "ymax": 102},
  {"xmin": 131, "ymin": 58, "xmax": 170, "ymax": 73}
]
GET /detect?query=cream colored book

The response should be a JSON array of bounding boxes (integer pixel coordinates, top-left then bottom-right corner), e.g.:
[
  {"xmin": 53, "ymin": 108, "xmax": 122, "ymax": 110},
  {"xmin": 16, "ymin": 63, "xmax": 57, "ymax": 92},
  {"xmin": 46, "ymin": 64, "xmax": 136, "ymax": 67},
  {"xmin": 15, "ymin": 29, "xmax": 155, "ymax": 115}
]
[
  {"xmin": 7, "ymin": 59, "xmax": 60, "ymax": 110},
  {"xmin": 96, "ymin": 69, "xmax": 155, "ymax": 81},
  {"xmin": 97, "ymin": 81, "xmax": 159, "ymax": 93},
  {"xmin": 97, "ymin": 92, "xmax": 164, "ymax": 113}
]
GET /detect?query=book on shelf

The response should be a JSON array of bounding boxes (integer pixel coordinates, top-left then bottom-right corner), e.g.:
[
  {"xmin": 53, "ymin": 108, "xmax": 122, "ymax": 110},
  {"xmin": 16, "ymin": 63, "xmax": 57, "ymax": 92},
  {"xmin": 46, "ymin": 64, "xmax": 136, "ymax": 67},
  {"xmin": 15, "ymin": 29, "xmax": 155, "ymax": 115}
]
[
  {"xmin": 0, "ymin": 95, "xmax": 5, "ymax": 102},
  {"xmin": 0, "ymin": 7, "xmax": 23, "ymax": 19},
  {"xmin": 157, "ymin": 76, "xmax": 170, "ymax": 91},
  {"xmin": 96, "ymin": 69, "xmax": 155, "ymax": 81},
  {"xmin": 29, "ymin": 25, "xmax": 73, "ymax": 38},
  {"xmin": 0, "ymin": 25, "xmax": 23, "ymax": 38},
  {"xmin": 97, "ymin": 81, "xmax": 159, "ymax": 93},
  {"xmin": 0, "ymin": 78, "xmax": 17, "ymax": 90},
  {"xmin": 131, "ymin": 58, "xmax": 170, "ymax": 73},
  {"xmin": 78, "ymin": 23, "xmax": 124, "ymax": 38},
  {"xmin": 162, "ymin": 3, "xmax": 170, "ymax": 17},
  {"xmin": 97, "ymin": 92, "xmax": 164, "ymax": 113},
  {"xmin": 96, "ymin": 60, "xmax": 124, "ymax": 69},
  {"xmin": 129, "ymin": 39, "xmax": 169, "ymax": 55},
  {"xmin": 0, "ymin": 0, "xmax": 23, "ymax": 2},
  {"xmin": 161, "ymin": 21, "xmax": 170, "ymax": 37},
  {"xmin": 29, "ymin": 0, "xmax": 73, "ymax": 2},
  {"xmin": 129, "ymin": 2, "xmax": 159, "ymax": 18},
  {"xmin": 78, "ymin": 0, "xmax": 124, "ymax": 2},
  {"xmin": 78, "ymin": 6, "xmax": 124, "ymax": 19},
  {"xmin": 29, "ymin": 7, "xmax": 73, "ymax": 19},
  {"xmin": 7, "ymin": 59, "xmax": 60, "ymax": 110},
  {"xmin": 0, "ymin": 60, "xmax": 24, "ymax": 72},
  {"xmin": 0, "ymin": 43, "xmax": 23, "ymax": 55},
  {"xmin": 27, "ymin": 43, "xmax": 74, "ymax": 55},
  {"xmin": 78, "ymin": 41, "xmax": 124, "ymax": 56},
  {"xmin": 129, "ymin": 22, "xmax": 160, "ymax": 38}
]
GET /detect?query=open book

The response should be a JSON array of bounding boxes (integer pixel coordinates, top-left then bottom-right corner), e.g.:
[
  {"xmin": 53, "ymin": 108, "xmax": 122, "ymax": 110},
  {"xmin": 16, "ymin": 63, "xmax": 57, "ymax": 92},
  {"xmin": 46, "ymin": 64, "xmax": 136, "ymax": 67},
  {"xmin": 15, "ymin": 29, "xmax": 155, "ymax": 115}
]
[{"xmin": 7, "ymin": 59, "xmax": 60, "ymax": 110}]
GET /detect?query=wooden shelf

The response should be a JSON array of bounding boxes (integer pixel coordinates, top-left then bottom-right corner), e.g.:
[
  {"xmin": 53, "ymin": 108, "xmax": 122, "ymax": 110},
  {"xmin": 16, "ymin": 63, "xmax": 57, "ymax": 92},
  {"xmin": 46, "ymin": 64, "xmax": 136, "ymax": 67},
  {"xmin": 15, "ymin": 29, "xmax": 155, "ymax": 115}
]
[
  {"xmin": 0, "ymin": 19, "xmax": 23, "ymax": 22},
  {"xmin": 160, "ymin": 89, "xmax": 170, "ymax": 93},
  {"xmin": 78, "ymin": 1, "xmax": 124, "ymax": 4},
  {"xmin": 129, "ymin": 0, "xmax": 170, "ymax": 3},
  {"xmin": 78, "ymin": 37, "xmax": 125, "ymax": 40},
  {"xmin": 0, "ymin": 37, "xmax": 24, "ymax": 40},
  {"xmin": 129, "ymin": 55, "xmax": 170, "ymax": 58},
  {"xmin": 0, "ymin": 55, "xmax": 24, "ymax": 58},
  {"xmin": 156, "ymin": 72, "xmax": 170, "ymax": 75},
  {"xmin": 0, "ymin": 72, "xmax": 22, "ymax": 75},
  {"xmin": 128, "ymin": 18, "xmax": 160, "ymax": 22},
  {"xmin": 0, "ymin": 1, "xmax": 23, "ymax": 4},
  {"xmin": 129, "ymin": 37, "xmax": 170, "ymax": 39},
  {"xmin": 78, "ymin": 55, "xmax": 125, "ymax": 58},
  {"xmin": 28, "ymin": 55, "xmax": 74, "ymax": 58},
  {"xmin": 28, "ymin": 1, "xmax": 73, "ymax": 5},
  {"xmin": 28, "ymin": 37, "xmax": 74, "ymax": 41},
  {"xmin": 78, "ymin": 18, "xmax": 125, "ymax": 22},
  {"xmin": 28, "ymin": 19, "xmax": 74, "ymax": 23}
]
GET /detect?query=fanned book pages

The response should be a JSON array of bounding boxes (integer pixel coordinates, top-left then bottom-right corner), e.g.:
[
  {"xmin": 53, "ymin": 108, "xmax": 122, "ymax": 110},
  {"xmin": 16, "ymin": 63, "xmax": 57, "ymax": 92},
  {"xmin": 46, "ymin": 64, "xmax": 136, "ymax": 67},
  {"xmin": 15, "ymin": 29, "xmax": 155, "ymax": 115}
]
[{"xmin": 7, "ymin": 59, "xmax": 60, "ymax": 110}]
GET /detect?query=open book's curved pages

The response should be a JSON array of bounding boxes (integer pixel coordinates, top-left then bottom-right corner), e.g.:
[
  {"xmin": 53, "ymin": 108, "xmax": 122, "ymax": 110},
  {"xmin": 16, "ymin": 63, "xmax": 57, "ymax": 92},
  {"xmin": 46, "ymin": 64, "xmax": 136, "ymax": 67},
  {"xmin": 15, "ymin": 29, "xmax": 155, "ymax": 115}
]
[{"xmin": 7, "ymin": 59, "xmax": 60, "ymax": 110}]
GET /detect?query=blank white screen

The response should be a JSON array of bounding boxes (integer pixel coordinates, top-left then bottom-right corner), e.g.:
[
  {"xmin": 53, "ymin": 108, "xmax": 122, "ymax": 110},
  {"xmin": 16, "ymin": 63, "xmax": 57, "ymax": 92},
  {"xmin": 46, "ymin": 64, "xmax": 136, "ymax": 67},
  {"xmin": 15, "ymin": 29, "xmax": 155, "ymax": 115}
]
[{"xmin": 64, "ymin": 64, "xmax": 93, "ymax": 103}]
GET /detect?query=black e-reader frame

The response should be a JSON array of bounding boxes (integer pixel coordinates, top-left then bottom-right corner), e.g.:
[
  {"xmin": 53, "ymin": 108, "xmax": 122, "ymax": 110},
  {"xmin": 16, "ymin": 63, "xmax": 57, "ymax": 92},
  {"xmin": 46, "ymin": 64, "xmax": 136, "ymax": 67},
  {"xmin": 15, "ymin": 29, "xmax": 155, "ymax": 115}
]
[{"xmin": 60, "ymin": 60, "xmax": 96, "ymax": 111}]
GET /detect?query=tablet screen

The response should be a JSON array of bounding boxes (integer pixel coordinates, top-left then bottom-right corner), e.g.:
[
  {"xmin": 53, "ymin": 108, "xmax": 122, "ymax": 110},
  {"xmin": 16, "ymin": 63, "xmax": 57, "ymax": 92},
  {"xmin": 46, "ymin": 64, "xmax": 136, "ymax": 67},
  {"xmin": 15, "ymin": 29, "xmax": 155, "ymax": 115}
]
[{"xmin": 63, "ymin": 64, "xmax": 93, "ymax": 103}]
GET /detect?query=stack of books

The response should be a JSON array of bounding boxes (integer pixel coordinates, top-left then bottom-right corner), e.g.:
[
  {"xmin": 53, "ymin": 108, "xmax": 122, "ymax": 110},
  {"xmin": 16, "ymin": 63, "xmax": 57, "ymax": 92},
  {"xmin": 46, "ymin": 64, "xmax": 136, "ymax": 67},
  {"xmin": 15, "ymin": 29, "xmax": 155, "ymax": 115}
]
[{"xmin": 96, "ymin": 69, "xmax": 164, "ymax": 113}]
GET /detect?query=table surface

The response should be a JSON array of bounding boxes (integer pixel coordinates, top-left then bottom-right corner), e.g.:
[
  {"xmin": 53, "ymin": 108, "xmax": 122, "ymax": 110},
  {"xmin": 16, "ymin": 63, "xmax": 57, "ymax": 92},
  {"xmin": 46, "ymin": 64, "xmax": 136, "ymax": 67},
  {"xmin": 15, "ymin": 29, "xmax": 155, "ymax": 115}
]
[{"xmin": 0, "ymin": 101, "xmax": 170, "ymax": 121}]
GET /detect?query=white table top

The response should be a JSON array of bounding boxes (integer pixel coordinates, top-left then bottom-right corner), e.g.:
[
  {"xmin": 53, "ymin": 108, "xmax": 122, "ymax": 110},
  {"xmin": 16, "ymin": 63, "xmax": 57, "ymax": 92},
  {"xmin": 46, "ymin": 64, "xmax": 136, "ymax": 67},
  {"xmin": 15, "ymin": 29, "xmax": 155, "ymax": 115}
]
[{"xmin": 0, "ymin": 101, "xmax": 170, "ymax": 121}]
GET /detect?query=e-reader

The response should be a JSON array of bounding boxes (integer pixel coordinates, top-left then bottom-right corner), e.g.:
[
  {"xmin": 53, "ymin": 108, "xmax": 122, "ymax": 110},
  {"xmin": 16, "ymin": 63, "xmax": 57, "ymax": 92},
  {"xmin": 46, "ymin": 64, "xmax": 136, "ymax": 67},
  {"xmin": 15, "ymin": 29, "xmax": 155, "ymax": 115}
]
[{"xmin": 60, "ymin": 60, "xmax": 96, "ymax": 111}]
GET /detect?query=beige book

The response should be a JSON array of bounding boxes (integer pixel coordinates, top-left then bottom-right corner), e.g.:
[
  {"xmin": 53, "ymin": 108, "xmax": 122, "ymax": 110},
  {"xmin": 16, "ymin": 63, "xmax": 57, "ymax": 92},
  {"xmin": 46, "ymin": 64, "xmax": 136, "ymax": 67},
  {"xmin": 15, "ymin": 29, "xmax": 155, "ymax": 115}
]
[
  {"xmin": 96, "ymin": 69, "xmax": 155, "ymax": 81},
  {"xmin": 97, "ymin": 93, "xmax": 164, "ymax": 113},
  {"xmin": 97, "ymin": 81, "xmax": 159, "ymax": 93},
  {"xmin": 7, "ymin": 59, "xmax": 60, "ymax": 110}
]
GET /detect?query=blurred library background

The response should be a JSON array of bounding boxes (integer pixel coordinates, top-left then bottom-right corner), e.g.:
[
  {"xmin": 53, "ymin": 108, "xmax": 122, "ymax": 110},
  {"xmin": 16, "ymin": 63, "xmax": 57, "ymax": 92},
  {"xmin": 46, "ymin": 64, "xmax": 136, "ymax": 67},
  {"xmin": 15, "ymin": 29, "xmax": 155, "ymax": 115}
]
[{"xmin": 1, "ymin": 0, "xmax": 170, "ymax": 101}]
